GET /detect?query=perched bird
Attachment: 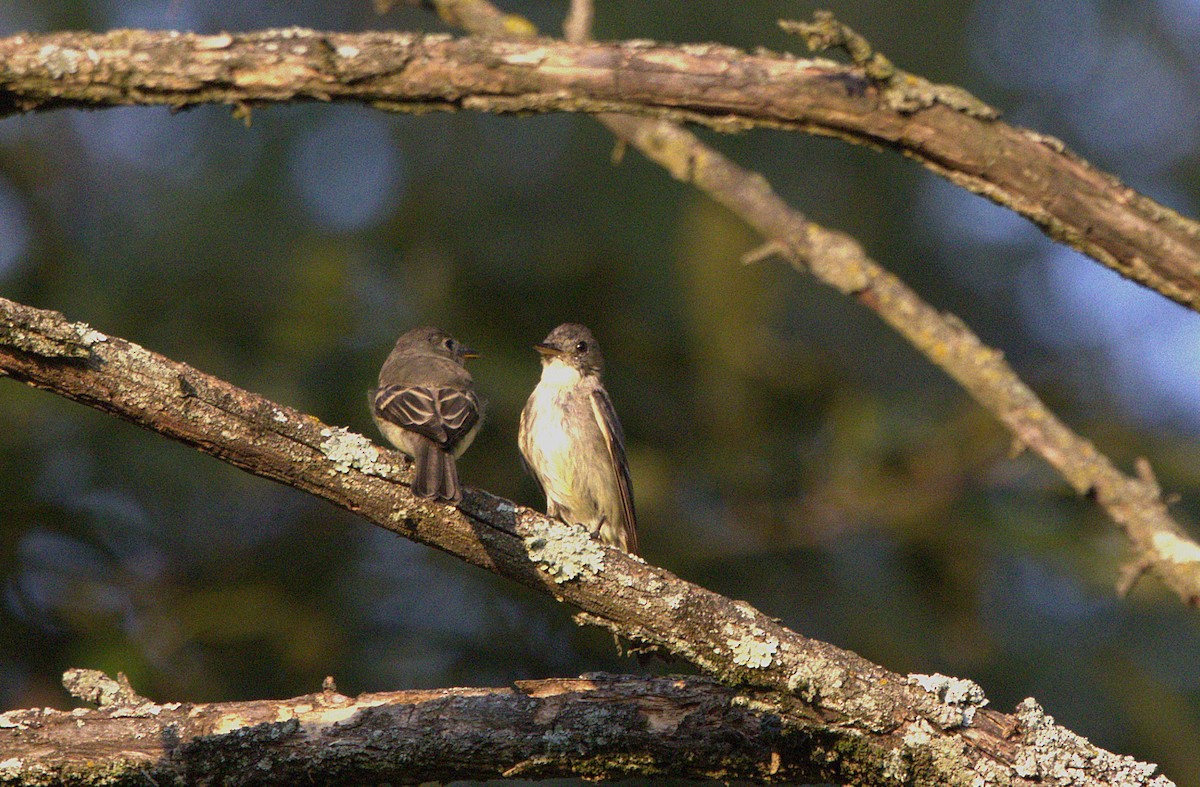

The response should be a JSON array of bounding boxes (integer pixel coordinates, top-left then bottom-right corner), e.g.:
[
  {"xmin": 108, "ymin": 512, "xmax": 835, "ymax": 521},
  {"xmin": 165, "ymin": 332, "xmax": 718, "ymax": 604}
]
[
  {"xmin": 371, "ymin": 326, "xmax": 483, "ymax": 503},
  {"xmin": 519, "ymin": 323, "xmax": 638, "ymax": 554}
]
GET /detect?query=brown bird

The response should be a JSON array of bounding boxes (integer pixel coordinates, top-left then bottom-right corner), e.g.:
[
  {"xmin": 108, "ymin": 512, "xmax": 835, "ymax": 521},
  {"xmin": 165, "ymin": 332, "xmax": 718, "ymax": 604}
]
[
  {"xmin": 371, "ymin": 326, "xmax": 483, "ymax": 503},
  {"xmin": 519, "ymin": 323, "xmax": 638, "ymax": 553}
]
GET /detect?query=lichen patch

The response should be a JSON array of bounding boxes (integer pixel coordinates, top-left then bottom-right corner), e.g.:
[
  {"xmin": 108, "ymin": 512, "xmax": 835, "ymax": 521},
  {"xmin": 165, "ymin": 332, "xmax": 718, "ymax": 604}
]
[
  {"xmin": 524, "ymin": 519, "xmax": 605, "ymax": 584},
  {"xmin": 319, "ymin": 427, "xmax": 387, "ymax": 475},
  {"xmin": 727, "ymin": 629, "xmax": 779, "ymax": 669}
]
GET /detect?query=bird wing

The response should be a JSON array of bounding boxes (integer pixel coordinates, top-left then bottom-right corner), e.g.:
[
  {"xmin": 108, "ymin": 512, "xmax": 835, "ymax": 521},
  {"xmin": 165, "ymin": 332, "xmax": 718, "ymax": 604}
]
[
  {"xmin": 589, "ymin": 388, "xmax": 638, "ymax": 554},
  {"xmin": 374, "ymin": 385, "xmax": 480, "ymax": 449}
]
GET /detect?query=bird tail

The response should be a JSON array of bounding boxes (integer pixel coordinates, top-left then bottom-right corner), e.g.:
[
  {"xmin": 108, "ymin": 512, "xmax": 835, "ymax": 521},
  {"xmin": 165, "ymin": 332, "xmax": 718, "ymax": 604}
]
[{"xmin": 412, "ymin": 439, "xmax": 462, "ymax": 503}]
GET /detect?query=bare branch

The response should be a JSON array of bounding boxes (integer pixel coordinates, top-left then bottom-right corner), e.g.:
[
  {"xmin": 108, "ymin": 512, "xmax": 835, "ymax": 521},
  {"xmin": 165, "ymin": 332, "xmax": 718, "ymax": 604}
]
[
  {"xmin": 9, "ymin": 672, "xmax": 832, "ymax": 783},
  {"xmin": 0, "ymin": 298, "xmax": 1173, "ymax": 786},
  {"xmin": 0, "ymin": 27, "xmax": 1198, "ymax": 313},
  {"xmin": 0, "ymin": 670, "xmax": 1169, "ymax": 785}
]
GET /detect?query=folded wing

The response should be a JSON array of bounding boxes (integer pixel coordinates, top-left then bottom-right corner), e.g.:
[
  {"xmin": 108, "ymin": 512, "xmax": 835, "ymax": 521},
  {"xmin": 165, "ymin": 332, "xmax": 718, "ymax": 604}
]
[
  {"xmin": 589, "ymin": 388, "xmax": 638, "ymax": 554},
  {"xmin": 374, "ymin": 385, "xmax": 481, "ymax": 450}
]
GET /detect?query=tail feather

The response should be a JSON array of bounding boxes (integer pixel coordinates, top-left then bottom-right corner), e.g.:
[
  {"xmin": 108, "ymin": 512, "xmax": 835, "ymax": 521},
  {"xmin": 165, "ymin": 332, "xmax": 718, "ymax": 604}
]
[{"xmin": 411, "ymin": 439, "xmax": 462, "ymax": 502}]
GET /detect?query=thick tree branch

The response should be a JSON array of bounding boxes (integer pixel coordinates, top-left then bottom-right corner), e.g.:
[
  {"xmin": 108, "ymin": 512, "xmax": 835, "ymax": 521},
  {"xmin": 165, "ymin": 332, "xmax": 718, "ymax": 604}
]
[
  {"xmin": 0, "ymin": 669, "xmax": 1169, "ymax": 786},
  {"xmin": 0, "ymin": 298, "xmax": 1173, "ymax": 785},
  {"xmin": 10, "ymin": 672, "xmax": 830, "ymax": 783},
  {"xmin": 0, "ymin": 27, "xmax": 1198, "ymax": 313}
]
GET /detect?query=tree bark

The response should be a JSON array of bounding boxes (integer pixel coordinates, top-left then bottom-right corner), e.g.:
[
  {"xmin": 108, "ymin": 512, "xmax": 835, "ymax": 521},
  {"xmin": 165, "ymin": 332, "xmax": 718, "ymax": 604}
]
[
  {"xmin": 0, "ymin": 669, "xmax": 1172, "ymax": 786},
  {"xmin": 3, "ymin": 20, "xmax": 1199, "ymax": 606},
  {"xmin": 1, "ymin": 27, "xmax": 1198, "ymax": 312},
  {"xmin": 0, "ymin": 672, "xmax": 948, "ymax": 784},
  {"xmin": 0, "ymin": 300, "xmax": 1173, "ymax": 785}
]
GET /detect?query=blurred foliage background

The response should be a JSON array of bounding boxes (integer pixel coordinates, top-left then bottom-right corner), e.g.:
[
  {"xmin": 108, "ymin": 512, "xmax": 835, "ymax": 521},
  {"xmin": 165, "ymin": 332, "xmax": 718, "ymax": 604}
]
[{"xmin": 2, "ymin": 0, "xmax": 1200, "ymax": 781}]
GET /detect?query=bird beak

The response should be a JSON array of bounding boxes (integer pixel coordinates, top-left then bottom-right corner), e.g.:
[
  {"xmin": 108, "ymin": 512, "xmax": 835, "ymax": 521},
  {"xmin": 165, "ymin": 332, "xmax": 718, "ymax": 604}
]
[
  {"xmin": 534, "ymin": 343, "xmax": 562, "ymax": 357},
  {"xmin": 461, "ymin": 345, "xmax": 480, "ymax": 359}
]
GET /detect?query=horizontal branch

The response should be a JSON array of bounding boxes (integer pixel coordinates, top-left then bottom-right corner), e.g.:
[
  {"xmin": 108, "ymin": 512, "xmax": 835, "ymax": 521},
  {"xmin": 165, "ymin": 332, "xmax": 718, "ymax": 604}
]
[
  {"xmin": 0, "ymin": 671, "xmax": 981, "ymax": 784},
  {"xmin": 0, "ymin": 28, "xmax": 1198, "ymax": 314},
  {"xmin": 2, "ymin": 668, "xmax": 1166, "ymax": 786},
  {"xmin": 13, "ymin": 672, "xmax": 832, "ymax": 783},
  {"xmin": 0, "ymin": 298, "xmax": 1172, "ymax": 786}
]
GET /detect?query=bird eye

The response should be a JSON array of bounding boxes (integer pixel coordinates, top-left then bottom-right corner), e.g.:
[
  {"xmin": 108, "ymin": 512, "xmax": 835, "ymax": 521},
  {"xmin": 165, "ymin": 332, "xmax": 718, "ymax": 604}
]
[
  {"xmin": 444, "ymin": 338, "xmax": 456, "ymax": 351},
  {"xmin": 575, "ymin": 340, "xmax": 588, "ymax": 353}
]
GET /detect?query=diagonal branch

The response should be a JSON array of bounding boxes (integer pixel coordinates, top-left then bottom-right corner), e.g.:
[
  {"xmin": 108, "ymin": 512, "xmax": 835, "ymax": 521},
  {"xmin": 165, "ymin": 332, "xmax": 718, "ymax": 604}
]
[
  {"xmin": 0, "ymin": 26, "xmax": 1198, "ymax": 312},
  {"xmin": 5, "ymin": 20, "xmax": 1199, "ymax": 604},
  {"xmin": 424, "ymin": 1, "xmax": 1200, "ymax": 604},
  {"xmin": 0, "ymin": 298, "xmax": 1173, "ymax": 786}
]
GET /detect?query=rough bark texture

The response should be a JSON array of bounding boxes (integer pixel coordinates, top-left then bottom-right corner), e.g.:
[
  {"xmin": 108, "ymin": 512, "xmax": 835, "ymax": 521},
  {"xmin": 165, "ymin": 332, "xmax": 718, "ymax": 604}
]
[
  {"xmin": 0, "ymin": 9, "xmax": 1191, "ymax": 784},
  {"xmin": 0, "ymin": 672, "xmax": 969, "ymax": 784},
  {"xmin": 8, "ymin": 673, "xmax": 846, "ymax": 784},
  {"xmin": 0, "ymin": 27, "xmax": 1198, "ymax": 314},
  {"xmin": 1, "ymin": 669, "xmax": 1167, "ymax": 786},
  {"xmin": 0, "ymin": 298, "xmax": 1174, "ymax": 785}
]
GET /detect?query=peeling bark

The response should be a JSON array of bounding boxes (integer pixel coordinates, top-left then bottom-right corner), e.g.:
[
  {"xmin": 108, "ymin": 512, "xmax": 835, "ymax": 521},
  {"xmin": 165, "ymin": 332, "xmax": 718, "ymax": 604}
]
[{"xmin": 0, "ymin": 670, "xmax": 1173, "ymax": 786}]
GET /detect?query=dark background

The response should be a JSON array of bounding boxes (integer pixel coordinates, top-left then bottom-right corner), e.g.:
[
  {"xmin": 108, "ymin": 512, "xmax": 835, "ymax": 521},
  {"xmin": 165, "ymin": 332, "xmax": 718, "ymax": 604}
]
[{"xmin": 2, "ymin": 0, "xmax": 1200, "ymax": 781}]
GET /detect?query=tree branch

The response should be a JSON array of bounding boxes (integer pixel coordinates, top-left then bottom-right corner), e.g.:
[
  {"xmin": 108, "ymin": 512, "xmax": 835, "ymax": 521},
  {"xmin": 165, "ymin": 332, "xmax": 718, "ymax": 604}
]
[
  {"xmin": 6, "ymin": 21, "xmax": 1200, "ymax": 606},
  {"xmin": 0, "ymin": 669, "xmax": 1169, "ymax": 786},
  {"xmin": 436, "ymin": 3, "xmax": 1200, "ymax": 604},
  {"xmin": 0, "ymin": 299, "xmax": 1172, "ymax": 785},
  {"xmin": 0, "ymin": 26, "xmax": 1198, "ymax": 313}
]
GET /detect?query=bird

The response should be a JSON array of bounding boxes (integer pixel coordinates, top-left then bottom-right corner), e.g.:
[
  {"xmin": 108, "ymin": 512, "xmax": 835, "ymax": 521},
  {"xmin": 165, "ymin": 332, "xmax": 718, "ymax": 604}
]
[
  {"xmin": 371, "ymin": 326, "xmax": 483, "ymax": 503},
  {"xmin": 518, "ymin": 323, "xmax": 638, "ymax": 554}
]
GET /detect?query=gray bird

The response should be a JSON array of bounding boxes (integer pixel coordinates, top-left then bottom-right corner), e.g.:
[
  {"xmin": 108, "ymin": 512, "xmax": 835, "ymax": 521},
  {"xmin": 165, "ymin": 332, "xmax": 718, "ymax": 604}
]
[
  {"xmin": 519, "ymin": 323, "xmax": 638, "ymax": 554},
  {"xmin": 371, "ymin": 326, "xmax": 483, "ymax": 503}
]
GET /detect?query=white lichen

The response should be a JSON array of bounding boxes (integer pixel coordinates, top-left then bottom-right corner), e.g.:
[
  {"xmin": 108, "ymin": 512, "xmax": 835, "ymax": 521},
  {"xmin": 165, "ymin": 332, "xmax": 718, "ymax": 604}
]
[
  {"xmin": 881, "ymin": 742, "xmax": 912, "ymax": 783},
  {"xmin": 76, "ymin": 325, "xmax": 107, "ymax": 346},
  {"xmin": 39, "ymin": 44, "xmax": 83, "ymax": 78},
  {"xmin": 500, "ymin": 46, "xmax": 550, "ymax": 65},
  {"xmin": 908, "ymin": 672, "xmax": 988, "ymax": 727},
  {"xmin": 727, "ymin": 630, "xmax": 778, "ymax": 669},
  {"xmin": 785, "ymin": 665, "xmax": 816, "ymax": 700},
  {"xmin": 901, "ymin": 717, "xmax": 936, "ymax": 747},
  {"xmin": 195, "ymin": 33, "xmax": 234, "ymax": 50},
  {"xmin": 319, "ymin": 427, "xmax": 387, "ymax": 475},
  {"xmin": 524, "ymin": 519, "xmax": 605, "ymax": 584},
  {"xmin": 732, "ymin": 600, "xmax": 758, "ymax": 620},
  {"xmin": 1012, "ymin": 697, "xmax": 1174, "ymax": 785}
]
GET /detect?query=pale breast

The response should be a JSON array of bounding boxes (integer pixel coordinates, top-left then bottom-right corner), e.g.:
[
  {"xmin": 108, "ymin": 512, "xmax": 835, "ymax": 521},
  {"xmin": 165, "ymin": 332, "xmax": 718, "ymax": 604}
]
[{"xmin": 522, "ymin": 380, "xmax": 615, "ymax": 530}]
